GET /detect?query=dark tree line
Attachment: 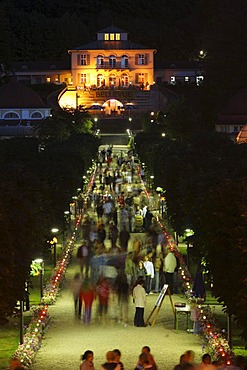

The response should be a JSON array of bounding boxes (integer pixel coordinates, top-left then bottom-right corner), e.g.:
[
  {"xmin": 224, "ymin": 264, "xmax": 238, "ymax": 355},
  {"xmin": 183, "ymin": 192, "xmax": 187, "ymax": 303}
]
[
  {"xmin": 135, "ymin": 104, "xmax": 247, "ymax": 344},
  {"xmin": 0, "ymin": 118, "xmax": 99, "ymax": 322}
]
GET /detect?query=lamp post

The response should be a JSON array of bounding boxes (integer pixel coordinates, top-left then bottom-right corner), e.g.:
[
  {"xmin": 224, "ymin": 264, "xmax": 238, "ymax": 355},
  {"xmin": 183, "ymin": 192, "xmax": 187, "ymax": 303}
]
[
  {"xmin": 33, "ymin": 258, "xmax": 44, "ymax": 300},
  {"xmin": 150, "ymin": 175, "xmax": 154, "ymax": 190},
  {"xmin": 128, "ymin": 117, "xmax": 132, "ymax": 130},
  {"xmin": 51, "ymin": 228, "xmax": 59, "ymax": 267},
  {"xmin": 94, "ymin": 117, "xmax": 98, "ymax": 130},
  {"xmin": 72, "ymin": 196, "xmax": 77, "ymax": 217},
  {"xmin": 63, "ymin": 211, "xmax": 70, "ymax": 244},
  {"xmin": 19, "ymin": 299, "xmax": 24, "ymax": 344}
]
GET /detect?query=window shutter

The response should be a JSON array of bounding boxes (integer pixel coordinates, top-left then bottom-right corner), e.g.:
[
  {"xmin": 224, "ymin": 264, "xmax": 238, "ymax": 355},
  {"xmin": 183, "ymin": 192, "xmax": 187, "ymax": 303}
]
[
  {"xmin": 135, "ymin": 54, "xmax": 138, "ymax": 65},
  {"xmin": 135, "ymin": 73, "xmax": 139, "ymax": 84},
  {"xmin": 87, "ymin": 55, "xmax": 90, "ymax": 65},
  {"xmin": 77, "ymin": 74, "xmax": 81, "ymax": 84},
  {"xmin": 77, "ymin": 54, "xmax": 81, "ymax": 65},
  {"xmin": 145, "ymin": 54, "xmax": 149, "ymax": 65},
  {"xmin": 145, "ymin": 73, "xmax": 148, "ymax": 83}
]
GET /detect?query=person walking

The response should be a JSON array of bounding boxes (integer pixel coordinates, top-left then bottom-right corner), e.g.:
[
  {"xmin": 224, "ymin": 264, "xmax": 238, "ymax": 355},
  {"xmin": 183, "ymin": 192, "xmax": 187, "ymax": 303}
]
[
  {"xmin": 119, "ymin": 225, "xmax": 130, "ymax": 252},
  {"xmin": 132, "ymin": 278, "xmax": 146, "ymax": 327},
  {"xmin": 96, "ymin": 276, "xmax": 111, "ymax": 324},
  {"xmin": 115, "ymin": 271, "xmax": 129, "ymax": 326},
  {"xmin": 70, "ymin": 273, "xmax": 82, "ymax": 317},
  {"xmin": 79, "ymin": 279, "xmax": 95, "ymax": 324}
]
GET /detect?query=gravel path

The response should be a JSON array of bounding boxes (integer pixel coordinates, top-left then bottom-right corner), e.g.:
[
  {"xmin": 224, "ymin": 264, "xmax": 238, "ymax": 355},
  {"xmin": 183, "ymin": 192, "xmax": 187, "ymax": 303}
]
[{"xmin": 31, "ymin": 242, "xmax": 204, "ymax": 370}]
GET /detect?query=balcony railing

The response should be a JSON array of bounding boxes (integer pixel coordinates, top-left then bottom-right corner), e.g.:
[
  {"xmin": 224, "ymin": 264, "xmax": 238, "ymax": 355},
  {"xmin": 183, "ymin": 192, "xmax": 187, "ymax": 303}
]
[{"xmin": 96, "ymin": 62, "xmax": 129, "ymax": 69}]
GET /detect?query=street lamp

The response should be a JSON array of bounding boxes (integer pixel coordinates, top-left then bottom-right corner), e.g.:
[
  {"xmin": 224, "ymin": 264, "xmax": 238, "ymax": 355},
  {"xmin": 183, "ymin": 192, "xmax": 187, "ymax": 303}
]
[
  {"xmin": 72, "ymin": 196, "xmax": 78, "ymax": 217},
  {"xmin": 51, "ymin": 228, "xmax": 59, "ymax": 267},
  {"xmin": 94, "ymin": 117, "xmax": 98, "ymax": 130},
  {"xmin": 33, "ymin": 258, "xmax": 44, "ymax": 300},
  {"xmin": 150, "ymin": 175, "xmax": 154, "ymax": 190}
]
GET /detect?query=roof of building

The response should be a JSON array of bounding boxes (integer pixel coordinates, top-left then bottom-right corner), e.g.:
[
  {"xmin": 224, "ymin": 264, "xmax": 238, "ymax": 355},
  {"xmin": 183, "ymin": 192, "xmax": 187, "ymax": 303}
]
[
  {"xmin": 71, "ymin": 40, "xmax": 154, "ymax": 51},
  {"xmin": 217, "ymin": 88, "xmax": 247, "ymax": 124},
  {"xmin": 220, "ymin": 88, "xmax": 247, "ymax": 115},
  {"xmin": 11, "ymin": 61, "xmax": 71, "ymax": 72},
  {"xmin": 154, "ymin": 60, "xmax": 205, "ymax": 70},
  {"xmin": 98, "ymin": 25, "xmax": 128, "ymax": 34},
  {"xmin": 0, "ymin": 81, "xmax": 47, "ymax": 108}
]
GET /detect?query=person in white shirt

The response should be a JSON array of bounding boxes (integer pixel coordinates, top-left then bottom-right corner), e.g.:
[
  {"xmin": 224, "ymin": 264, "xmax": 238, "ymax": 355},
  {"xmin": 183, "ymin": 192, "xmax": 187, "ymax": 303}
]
[
  {"xmin": 133, "ymin": 278, "xmax": 147, "ymax": 327},
  {"xmin": 143, "ymin": 255, "xmax": 154, "ymax": 294},
  {"xmin": 163, "ymin": 249, "xmax": 177, "ymax": 294}
]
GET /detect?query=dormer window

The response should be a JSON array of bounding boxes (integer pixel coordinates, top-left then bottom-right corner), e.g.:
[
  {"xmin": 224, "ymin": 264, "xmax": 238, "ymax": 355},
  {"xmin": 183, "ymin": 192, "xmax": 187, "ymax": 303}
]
[
  {"xmin": 110, "ymin": 33, "xmax": 114, "ymax": 41},
  {"xmin": 116, "ymin": 33, "xmax": 120, "ymax": 40},
  {"xmin": 104, "ymin": 34, "xmax": 109, "ymax": 40}
]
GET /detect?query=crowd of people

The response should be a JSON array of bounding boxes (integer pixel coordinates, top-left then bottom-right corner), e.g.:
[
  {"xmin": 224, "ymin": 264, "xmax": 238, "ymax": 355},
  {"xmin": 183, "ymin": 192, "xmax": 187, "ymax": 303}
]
[
  {"xmin": 80, "ymin": 348, "xmax": 247, "ymax": 370},
  {"xmin": 69, "ymin": 145, "xmax": 184, "ymax": 326}
]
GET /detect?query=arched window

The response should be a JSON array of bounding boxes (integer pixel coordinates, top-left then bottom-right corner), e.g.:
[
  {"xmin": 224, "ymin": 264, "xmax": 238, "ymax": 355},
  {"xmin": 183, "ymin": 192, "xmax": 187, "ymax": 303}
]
[
  {"xmin": 4, "ymin": 112, "xmax": 19, "ymax": 119},
  {"xmin": 97, "ymin": 74, "xmax": 104, "ymax": 87},
  {"xmin": 97, "ymin": 55, "xmax": 104, "ymax": 68},
  {"xmin": 109, "ymin": 55, "xmax": 116, "ymax": 68},
  {"xmin": 121, "ymin": 55, "xmax": 129, "ymax": 68},
  {"xmin": 109, "ymin": 74, "xmax": 116, "ymax": 87},
  {"xmin": 121, "ymin": 73, "xmax": 129, "ymax": 87},
  {"xmin": 31, "ymin": 111, "xmax": 43, "ymax": 119}
]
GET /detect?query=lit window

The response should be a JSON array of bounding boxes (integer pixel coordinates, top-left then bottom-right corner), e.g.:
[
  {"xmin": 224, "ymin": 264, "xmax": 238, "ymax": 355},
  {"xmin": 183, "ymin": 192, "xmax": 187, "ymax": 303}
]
[
  {"xmin": 109, "ymin": 55, "xmax": 116, "ymax": 68},
  {"xmin": 46, "ymin": 77, "xmax": 51, "ymax": 83},
  {"xmin": 138, "ymin": 73, "xmax": 145, "ymax": 84},
  {"xmin": 109, "ymin": 74, "xmax": 116, "ymax": 86},
  {"xmin": 104, "ymin": 33, "xmax": 109, "ymax": 40},
  {"xmin": 116, "ymin": 33, "xmax": 120, "ymax": 40},
  {"xmin": 80, "ymin": 74, "xmax": 87, "ymax": 84},
  {"xmin": 97, "ymin": 55, "xmax": 104, "ymax": 68},
  {"xmin": 121, "ymin": 55, "xmax": 128, "ymax": 68},
  {"xmin": 138, "ymin": 54, "xmax": 145, "ymax": 65},
  {"xmin": 185, "ymin": 76, "xmax": 190, "ymax": 82},
  {"xmin": 196, "ymin": 75, "xmax": 204, "ymax": 86},
  {"xmin": 170, "ymin": 76, "xmax": 176, "ymax": 84},
  {"xmin": 80, "ymin": 55, "xmax": 87, "ymax": 65},
  {"xmin": 110, "ymin": 33, "xmax": 115, "ymax": 40}
]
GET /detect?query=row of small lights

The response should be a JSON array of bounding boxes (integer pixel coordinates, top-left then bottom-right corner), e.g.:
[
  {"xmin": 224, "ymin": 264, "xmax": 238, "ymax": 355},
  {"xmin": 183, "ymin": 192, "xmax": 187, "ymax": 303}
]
[{"xmin": 138, "ymin": 159, "xmax": 233, "ymax": 364}]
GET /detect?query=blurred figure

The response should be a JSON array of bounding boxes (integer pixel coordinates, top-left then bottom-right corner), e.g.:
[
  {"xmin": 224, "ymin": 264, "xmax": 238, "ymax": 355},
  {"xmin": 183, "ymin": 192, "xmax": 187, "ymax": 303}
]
[
  {"xmin": 108, "ymin": 221, "xmax": 119, "ymax": 248},
  {"xmin": 70, "ymin": 273, "xmax": 82, "ymax": 317},
  {"xmin": 79, "ymin": 279, "xmax": 95, "ymax": 324},
  {"xmin": 101, "ymin": 351, "xmax": 121, "ymax": 370},
  {"xmin": 96, "ymin": 276, "xmax": 111, "ymax": 324},
  {"xmin": 119, "ymin": 225, "xmax": 130, "ymax": 252},
  {"xmin": 80, "ymin": 350, "xmax": 95, "ymax": 370},
  {"xmin": 115, "ymin": 271, "xmax": 129, "ymax": 326},
  {"xmin": 125, "ymin": 252, "xmax": 136, "ymax": 288}
]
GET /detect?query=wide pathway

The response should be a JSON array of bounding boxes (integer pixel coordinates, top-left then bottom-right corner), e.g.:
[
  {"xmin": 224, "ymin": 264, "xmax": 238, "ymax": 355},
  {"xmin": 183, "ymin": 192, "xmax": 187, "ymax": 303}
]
[{"xmin": 32, "ymin": 144, "xmax": 204, "ymax": 370}]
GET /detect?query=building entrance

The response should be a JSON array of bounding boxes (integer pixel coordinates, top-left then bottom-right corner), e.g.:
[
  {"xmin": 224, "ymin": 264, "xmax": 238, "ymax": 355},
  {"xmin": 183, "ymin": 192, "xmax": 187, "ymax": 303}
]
[{"xmin": 102, "ymin": 99, "xmax": 123, "ymax": 115}]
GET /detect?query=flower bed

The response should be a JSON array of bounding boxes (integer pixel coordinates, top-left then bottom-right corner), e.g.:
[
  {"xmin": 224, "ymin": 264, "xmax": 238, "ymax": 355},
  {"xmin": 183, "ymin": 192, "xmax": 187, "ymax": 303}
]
[
  {"xmin": 155, "ymin": 216, "xmax": 234, "ymax": 364},
  {"xmin": 10, "ymin": 221, "xmax": 80, "ymax": 369}
]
